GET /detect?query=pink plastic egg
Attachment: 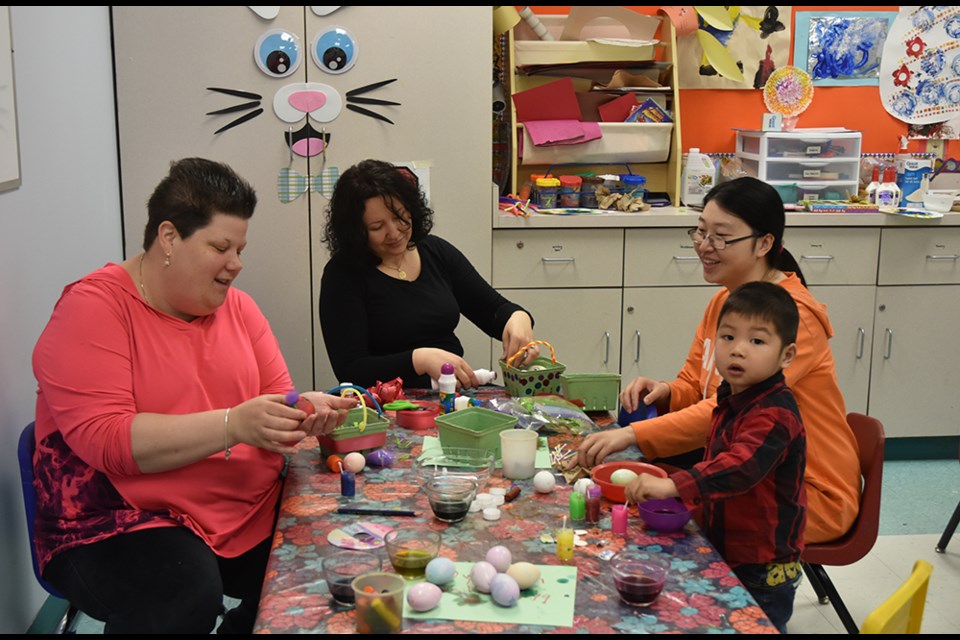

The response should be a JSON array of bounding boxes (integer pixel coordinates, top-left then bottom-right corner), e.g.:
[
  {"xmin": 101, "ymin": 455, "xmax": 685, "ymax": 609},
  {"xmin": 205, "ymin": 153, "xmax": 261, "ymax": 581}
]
[
  {"xmin": 470, "ymin": 560, "xmax": 498, "ymax": 593},
  {"xmin": 485, "ymin": 545, "xmax": 512, "ymax": 573},
  {"xmin": 490, "ymin": 573, "xmax": 520, "ymax": 607}
]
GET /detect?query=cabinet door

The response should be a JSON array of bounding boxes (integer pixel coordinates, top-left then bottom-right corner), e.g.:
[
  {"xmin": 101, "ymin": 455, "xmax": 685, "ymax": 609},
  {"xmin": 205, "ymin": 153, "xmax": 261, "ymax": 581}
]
[
  {"xmin": 809, "ymin": 286, "xmax": 876, "ymax": 414},
  {"xmin": 494, "ymin": 288, "xmax": 622, "ymax": 373},
  {"xmin": 869, "ymin": 285, "xmax": 960, "ymax": 437},
  {"xmin": 621, "ymin": 286, "xmax": 716, "ymax": 382}
]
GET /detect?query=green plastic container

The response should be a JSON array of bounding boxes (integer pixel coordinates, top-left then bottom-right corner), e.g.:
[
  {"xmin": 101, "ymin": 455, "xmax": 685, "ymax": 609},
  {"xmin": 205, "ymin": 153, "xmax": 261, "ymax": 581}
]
[
  {"xmin": 434, "ymin": 407, "xmax": 518, "ymax": 459},
  {"xmin": 560, "ymin": 373, "xmax": 621, "ymax": 412},
  {"xmin": 317, "ymin": 406, "xmax": 389, "ymax": 455}
]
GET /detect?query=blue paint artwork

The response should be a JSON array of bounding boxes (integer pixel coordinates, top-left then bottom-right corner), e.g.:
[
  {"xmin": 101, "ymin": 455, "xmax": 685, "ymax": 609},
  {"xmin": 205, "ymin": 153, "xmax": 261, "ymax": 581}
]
[{"xmin": 808, "ymin": 16, "xmax": 890, "ymax": 82}]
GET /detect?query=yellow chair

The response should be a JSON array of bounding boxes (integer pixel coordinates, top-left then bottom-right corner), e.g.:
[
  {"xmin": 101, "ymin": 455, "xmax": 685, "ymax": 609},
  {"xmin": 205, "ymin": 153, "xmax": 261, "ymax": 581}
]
[{"xmin": 860, "ymin": 560, "xmax": 933, "ymax": 634}]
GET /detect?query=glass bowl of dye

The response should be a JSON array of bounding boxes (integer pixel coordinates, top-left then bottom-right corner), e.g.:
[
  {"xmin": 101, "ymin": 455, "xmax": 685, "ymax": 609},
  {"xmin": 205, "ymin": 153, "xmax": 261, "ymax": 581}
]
[{"xmin": 610, "ymin": 550, "xmax": 668, "ymax": 607}]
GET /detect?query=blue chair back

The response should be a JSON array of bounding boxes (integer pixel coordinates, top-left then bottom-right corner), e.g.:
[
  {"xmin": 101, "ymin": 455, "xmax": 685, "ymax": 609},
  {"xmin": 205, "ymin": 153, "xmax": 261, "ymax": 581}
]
[{"xmin": 17, "ymin": 421, "xmax": 65, "ymax": 599}]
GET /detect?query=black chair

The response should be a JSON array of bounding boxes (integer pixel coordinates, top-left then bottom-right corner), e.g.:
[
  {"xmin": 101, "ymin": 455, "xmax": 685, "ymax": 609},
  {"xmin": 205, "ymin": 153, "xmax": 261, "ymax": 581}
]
[
  {"xmin": 935, "ymin": 442, "xmax": 960, "ymax": 554},
  {"xmin": 18, "ymin": 421, "xmax": 79, "ymax": 633}
]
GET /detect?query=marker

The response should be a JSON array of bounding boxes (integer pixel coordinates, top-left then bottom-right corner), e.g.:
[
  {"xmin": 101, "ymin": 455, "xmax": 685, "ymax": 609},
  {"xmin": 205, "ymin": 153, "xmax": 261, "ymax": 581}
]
[{"xmin": 336, "ymin": 507, "xmax": 417, "ymax": 517}]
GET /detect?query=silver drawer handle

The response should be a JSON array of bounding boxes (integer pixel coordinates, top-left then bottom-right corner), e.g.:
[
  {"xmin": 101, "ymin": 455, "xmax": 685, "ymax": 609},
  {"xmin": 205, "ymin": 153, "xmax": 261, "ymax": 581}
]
[
  {"xmin": 635, "ymin": 330, "xmax": 641, "ymax": 363},
  {"xmin": 856, "ymin": 328, "xmax": 864, "ymax": 360},
  {"xmin": 925, "ymin": 254, "xmax": 960, "ymax": 260},
  {"xmin": 672, "ymin": 256, "xmax": 701, "ymax": 261},
  {"xmin": 800, "ymin": 254, "xmax": 834, "ymax": 261},
  {"xmin": 884, "ymin": 328, "xmax": 893, "ymax": 360},
  {"xmin": 604, "ymin": 332, "xmax": 610, "ymax": 365},
  {"xmin": 541, "ymin": 257, "xmax": 575, "ymax": 263}
]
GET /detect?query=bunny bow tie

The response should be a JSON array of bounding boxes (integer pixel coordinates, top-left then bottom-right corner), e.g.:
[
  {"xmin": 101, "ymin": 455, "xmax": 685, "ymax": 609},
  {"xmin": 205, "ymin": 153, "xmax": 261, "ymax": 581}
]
[{"xmin": 277, "ymin": 166, "xmax": 340, "ymax": 203}]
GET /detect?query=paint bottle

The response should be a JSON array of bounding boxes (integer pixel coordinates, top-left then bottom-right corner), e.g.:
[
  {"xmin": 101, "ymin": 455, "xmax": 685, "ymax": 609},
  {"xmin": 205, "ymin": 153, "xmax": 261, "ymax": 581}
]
[
  {"xmin": 875, "ymin": 166, "xmax": 901, "ymax": 208},
  {"xmin": 569, "ymin": 490, "xmax": 586, "ymax": 521},
  {"xmin": 579, "ymin": 176, "xmax": 603, "ymax": 208},
  {"xmin": 611, "ymin": 504, "xmax": 628, "ymax": 535},
  {"xmin": 341, "ymin": 470, "xmax": 356, "ymax": 497},
  {"xmin": 865, "ymin": 165, "xmax": 882, "ymax": 204},
  {"xmin": 556, "ymin": 526, "xmax": 574, "ymax": 561},
  {"xmin": 535, "ymin": 177, "xmax": 560, "ymax": 208},
  {"xmin": 437, "ymin": 362, "xmax": 457, "ymax": 414},
  {"xmin": 558, "ymin": 175, "xmax": 582, "ymax": 207},
  {"xmin": 621, "ymin": 174, "xmax": 647, "ymax": 201},
  {"xmin": 585, "ymin": 484, "xmax": 602, "ymax": 524}
]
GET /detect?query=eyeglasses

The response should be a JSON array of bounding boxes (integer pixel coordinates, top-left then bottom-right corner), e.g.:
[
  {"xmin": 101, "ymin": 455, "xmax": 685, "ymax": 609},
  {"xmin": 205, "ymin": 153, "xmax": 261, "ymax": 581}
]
[{"xmin": 687, "ymin": 228, "xmax": 759, "ymax": 250}]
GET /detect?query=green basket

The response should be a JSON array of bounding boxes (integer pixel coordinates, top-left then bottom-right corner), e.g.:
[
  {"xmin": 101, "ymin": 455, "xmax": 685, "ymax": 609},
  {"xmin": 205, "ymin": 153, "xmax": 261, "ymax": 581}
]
[
  {"xmin": 434, "ymin": 407, "xmax": 518, "ymax": 459},
  {"xmin": 498, "ymin": 340, "xmax": 566, "ymax": 397},
  {"xmin": 560, "ymin": 373, "xmax": 621, "ymax": 411},
  {"xmin": 317, "ymin": 406, "xmax": 389, "ymax": 455}
]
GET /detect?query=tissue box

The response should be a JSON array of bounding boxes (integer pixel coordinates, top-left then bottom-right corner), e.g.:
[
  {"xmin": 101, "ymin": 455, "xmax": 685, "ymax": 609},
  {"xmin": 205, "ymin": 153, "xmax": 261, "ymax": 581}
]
[{"xmin": 896, "ymin": 155, "xmax": 933, "ymax": 201}]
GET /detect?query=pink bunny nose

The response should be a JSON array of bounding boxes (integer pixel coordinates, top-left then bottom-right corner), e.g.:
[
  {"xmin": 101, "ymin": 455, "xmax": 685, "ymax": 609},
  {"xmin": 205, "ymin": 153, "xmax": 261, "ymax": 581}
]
[{"xmin": 288, "ymin": 91, "xmax": 327, "ymax": 113}]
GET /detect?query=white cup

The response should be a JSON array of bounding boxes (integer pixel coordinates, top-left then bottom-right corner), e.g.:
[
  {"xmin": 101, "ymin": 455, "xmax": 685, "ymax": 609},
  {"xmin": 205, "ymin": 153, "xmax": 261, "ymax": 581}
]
[{"xmin": 500, "ymin": 429, "xmax": 538, "ymax": 480}]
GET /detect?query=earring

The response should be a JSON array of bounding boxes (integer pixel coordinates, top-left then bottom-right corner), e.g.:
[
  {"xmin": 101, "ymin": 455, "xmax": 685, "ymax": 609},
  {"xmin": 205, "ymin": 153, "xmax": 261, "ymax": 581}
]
[{"xmin": 164, "ymin": 253, "xmax": 171, "ymax": 267}]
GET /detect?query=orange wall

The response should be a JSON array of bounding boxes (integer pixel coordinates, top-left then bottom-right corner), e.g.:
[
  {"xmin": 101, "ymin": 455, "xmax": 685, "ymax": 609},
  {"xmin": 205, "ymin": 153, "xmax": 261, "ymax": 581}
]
[{"xmin": 526, "ymin": 6, "xmax": 945, "ymax": 155}]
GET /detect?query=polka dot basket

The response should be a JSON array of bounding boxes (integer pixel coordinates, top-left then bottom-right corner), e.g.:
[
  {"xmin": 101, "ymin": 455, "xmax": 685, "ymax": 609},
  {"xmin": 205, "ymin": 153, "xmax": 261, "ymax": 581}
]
[{"xmin": 498, "ymin": 340, "xmax": 566, "ymax": 397}]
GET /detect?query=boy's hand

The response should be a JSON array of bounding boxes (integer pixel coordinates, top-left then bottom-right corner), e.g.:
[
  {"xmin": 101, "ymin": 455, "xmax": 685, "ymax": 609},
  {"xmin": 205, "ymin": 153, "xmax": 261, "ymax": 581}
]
[{"xmin": 625, "ymin": 473, "xmax": 679, "ymax": 504}]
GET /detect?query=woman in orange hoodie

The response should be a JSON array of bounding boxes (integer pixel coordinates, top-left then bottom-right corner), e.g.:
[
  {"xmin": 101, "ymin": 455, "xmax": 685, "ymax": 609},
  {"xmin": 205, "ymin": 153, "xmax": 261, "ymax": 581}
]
[{"xmin": 576, "ymin": 177, "xmax": 860, "ymax": 543}]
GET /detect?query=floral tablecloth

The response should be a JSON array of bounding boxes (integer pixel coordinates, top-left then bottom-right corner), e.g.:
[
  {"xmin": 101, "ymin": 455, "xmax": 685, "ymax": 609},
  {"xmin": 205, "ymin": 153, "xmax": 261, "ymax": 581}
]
[{"xmin": 254, "ymin": 390, "xmax": 776, "ymax": 634}]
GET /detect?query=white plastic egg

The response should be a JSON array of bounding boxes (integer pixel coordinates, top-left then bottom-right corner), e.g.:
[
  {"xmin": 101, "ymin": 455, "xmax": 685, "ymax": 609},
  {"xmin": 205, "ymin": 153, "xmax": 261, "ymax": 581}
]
[
  {"xmin": 470, "ymin": 560, "xmax": 498, "ymax": 593},
  {"xmin": 406, "ymin": 582, "xmax": 442, "ymax": 612},
  {"xmin": 490, "ymin": 573, "xmax": 521, "ymax": 607},
  {"xmin": 425, "ymin": 556, "xmax": 456, "ymax": 586},
  {"xmin": 342, "ymin": 451, "xmax": 366, "ymax": 473},
  {"xmin": 485, "ymin": 545, "xmax": 512, "ymax": 573},
  {"xmin": 610, "ymin": 468, "xmax": 638, "ymax": 486},
  {"xmin": 533, "ymin": 470, "xmax": 556, "ymax": 494},
  {"xmin": 506, "ymin": 562, "xmax": 541, "ymax": 590}
]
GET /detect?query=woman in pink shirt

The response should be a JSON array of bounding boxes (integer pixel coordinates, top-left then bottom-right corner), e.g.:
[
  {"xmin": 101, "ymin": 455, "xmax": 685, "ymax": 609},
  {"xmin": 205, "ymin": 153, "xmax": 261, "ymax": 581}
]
[{"xmin": 32, "ymin": 158, "xmax": 355, "ymax": 634}]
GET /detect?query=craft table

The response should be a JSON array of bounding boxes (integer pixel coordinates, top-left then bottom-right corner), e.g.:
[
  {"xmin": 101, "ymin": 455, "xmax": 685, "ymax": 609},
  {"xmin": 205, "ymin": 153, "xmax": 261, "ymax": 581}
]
[{"xmin": 253, "ymin": 389, "xmax": 777, "ymax": 634}]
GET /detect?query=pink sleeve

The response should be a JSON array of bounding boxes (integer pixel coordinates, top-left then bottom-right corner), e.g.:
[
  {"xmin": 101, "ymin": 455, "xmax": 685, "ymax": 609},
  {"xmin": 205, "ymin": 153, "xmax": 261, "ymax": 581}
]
[{"xmin": 33, "ymin": 281, "xmax": 140, "ymax": 476}]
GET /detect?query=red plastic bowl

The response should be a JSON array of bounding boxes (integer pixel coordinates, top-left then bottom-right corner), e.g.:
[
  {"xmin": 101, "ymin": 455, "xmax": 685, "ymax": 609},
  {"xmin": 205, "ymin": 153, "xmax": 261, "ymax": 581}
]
[
  {"xmin": 638, "ymin": 498, "xmax": 692, "ymax": 533},
  {"xmin": 591, "ymin": 461, "xmax": 667, "ymax": 503}
]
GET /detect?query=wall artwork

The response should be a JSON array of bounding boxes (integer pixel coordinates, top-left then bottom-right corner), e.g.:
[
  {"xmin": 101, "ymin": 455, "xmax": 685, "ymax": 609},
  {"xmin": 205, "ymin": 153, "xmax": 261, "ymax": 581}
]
[
  {"xmin": 676, "ymin": 6, "xmax": 792, "ymax": 90},
  {"xmin": 794, "ymin": 11, "xmax": 897, "ymax": 86},
  {"xmin": 1, "ymin": 6, "xmax": 21, "ymax": 192}
]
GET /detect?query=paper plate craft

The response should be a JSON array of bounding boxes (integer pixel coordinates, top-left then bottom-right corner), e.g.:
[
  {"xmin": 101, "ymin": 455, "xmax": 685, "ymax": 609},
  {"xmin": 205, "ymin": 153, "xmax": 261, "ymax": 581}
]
[
  {"xmin": 764, "ymin": 66, "xmax": 815, "ymax": 117},
  {"xmin": 326, "ymin": 522, "xmax": 393, "ymax": 550}
]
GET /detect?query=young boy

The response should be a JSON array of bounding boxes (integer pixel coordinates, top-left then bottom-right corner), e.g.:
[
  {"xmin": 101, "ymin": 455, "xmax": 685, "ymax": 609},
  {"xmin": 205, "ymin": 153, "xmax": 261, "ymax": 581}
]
[{"xmin": 625, "ymin": 281, "xmax": 807, "ymax": 633}]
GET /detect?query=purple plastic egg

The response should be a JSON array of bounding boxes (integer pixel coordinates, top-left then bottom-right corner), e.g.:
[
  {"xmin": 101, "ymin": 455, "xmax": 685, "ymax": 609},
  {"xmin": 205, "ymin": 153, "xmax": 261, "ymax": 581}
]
[
  {"xmin": 470, "ymin": 561, "xmax": 498, "ymax": 593},
  {"xmin": 364, "ymin": 448, "xmax": 396, "ymax": 468},
  {"xmin": 490, "ymin": 573, "xmax": 520, "ymax": 607}
]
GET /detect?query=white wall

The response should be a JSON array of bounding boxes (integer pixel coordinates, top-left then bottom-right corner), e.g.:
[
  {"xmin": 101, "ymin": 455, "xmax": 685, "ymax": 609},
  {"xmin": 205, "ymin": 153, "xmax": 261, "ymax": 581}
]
[{"xmin": 0, "ymin": 6, "xmax": 120, "ymax": 633}]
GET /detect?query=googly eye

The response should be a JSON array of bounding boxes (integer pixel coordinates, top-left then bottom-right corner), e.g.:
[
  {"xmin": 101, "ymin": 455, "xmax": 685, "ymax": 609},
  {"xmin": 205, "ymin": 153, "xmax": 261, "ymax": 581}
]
[
  {"xmin": 311, "ymin": 26, "xmax": 358, "ymax": 75},
  {"xmin": 254, "ymin": 29, "xmax": 302, "ymax": 78}
]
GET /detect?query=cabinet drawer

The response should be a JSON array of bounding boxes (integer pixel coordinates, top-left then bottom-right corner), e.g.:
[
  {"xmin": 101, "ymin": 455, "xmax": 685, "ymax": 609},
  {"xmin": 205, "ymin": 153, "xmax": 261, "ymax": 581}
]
[
  {"xmin": 492, "ymin": 229, "xmax": 623, "ymax": 288},
  {"xmin": 786, "ymin": 227, "xmax": 880, "ymax": 285},
  {"xmin": 878, "ymin": 227, "xmax": 960, "ymax": 285},
  {"xmin": 737, "ymin": 132, "xmax": 861, "ymax": 160},
  {"xmin": 624, "ymin": 228, "xmax": 706, "ymax": 286}
]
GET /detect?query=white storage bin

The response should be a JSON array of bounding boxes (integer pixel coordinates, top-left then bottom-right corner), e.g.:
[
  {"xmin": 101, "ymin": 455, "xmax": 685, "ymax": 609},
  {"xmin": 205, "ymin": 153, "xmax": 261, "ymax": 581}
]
[{"xmin": 520, "ymin": 122, "xmax": 673, "ymax": 166}]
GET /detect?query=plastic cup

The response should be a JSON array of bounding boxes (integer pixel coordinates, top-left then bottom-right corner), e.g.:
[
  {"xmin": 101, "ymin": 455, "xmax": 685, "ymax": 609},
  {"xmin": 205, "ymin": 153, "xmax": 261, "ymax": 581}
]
[
  {"xmin": 322, "ymin": 550, "xmax": 382, "ymax": 606},
  {"xmin": 352, "ymin": 572, "xmax": 405, "ymax": 634},
  {"xmin": 610, "ymin": 550, "xmax": 668, "ymax": 607},
  {"xmin": 383, "ymin": 526, "xmax": 441, "ymax": 579},
  {"xmin": 499, "ymin": 429, "xmax": 538, "ymax": 480}
]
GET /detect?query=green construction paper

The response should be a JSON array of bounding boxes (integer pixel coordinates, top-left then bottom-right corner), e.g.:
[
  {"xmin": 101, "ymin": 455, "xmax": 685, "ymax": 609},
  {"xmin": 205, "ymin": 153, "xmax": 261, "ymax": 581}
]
[
  {"xmin": 421, "ymin": 435, "xmax": 552, "ymax": 469},
  {"xmin": 403, "ymin": 562, "xmax": 577, "ymax": 626}
]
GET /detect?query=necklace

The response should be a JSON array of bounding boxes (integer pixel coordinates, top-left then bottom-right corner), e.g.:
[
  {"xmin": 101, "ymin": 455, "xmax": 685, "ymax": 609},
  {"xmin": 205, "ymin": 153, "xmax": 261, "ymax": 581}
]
[
  {"xmin": 138, "ymin": 254, "xmax": 150, "ymax": 304},
  {"xmin": 385, "ymin": 251, "xmax": 407, "ymax": 280}
]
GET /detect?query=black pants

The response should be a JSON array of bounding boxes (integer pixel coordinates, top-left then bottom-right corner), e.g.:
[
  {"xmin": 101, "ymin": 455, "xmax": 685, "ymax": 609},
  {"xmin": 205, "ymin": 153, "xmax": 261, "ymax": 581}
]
[{"xmin": 43, "ymin": 527, "xmax": 272, "ymax": 634}]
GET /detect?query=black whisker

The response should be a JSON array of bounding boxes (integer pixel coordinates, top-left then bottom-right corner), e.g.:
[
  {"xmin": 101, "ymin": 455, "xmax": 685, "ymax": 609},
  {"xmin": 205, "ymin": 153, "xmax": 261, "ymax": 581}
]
[
  {"xmin": 206, "ymin": 101, "xmax": 261, "ymax": 116},
  {"xmin": 346, "ymin": 96, "xmax": 402, "ymax": 107},
  {"xmin": 346, "ymin": 78, "xmax": 397, "ymax": 97},
  {"xmin": 208, "ymin": 87, "xmax": 262, "ymax": 100},
  {"xmin": 346, "ymin": 103, "xmax": 394, "ymax": 125},
  {"xmin": 214, "ymin": 108, "xmax": 264, "ymax": 134}
]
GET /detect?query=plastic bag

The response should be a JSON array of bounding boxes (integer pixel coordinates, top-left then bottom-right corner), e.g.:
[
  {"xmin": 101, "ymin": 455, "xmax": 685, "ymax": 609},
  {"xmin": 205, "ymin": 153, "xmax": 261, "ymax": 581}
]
[{"xmin": 486, "ymin": 395, "xmax": 598, "ymax": 436}]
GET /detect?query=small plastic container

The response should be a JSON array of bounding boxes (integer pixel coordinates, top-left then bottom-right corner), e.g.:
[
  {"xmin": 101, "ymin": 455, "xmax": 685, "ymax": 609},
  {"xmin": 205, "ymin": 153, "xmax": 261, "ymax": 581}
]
[
  {"xmin": 317, "ymin": 406, "xmax": 389, "ymax": 455},
  {"xmin": 621, "ymin": 174, "xmax": 647, "ymax": 200},
  {"xmin": 535, "ymin": 177, "xmax": 560, "ymax": 208},
  {"xmin": 558, "ymin": 175, "xmax": 582, "ymax": 207},
  {"xmin": 560, "ymin": 372, "xmax": 621, "ymax": 411},
  {"xmin": 599, "ymin": 174, "xmax": 623, "ymax": 195},
  {"xmin": 434, "ymin": 407, "xmax": 518, "ymax": 458},
  {"xmin": 579, "ymin": 176, "xmax": 603, "ymax": 208}
]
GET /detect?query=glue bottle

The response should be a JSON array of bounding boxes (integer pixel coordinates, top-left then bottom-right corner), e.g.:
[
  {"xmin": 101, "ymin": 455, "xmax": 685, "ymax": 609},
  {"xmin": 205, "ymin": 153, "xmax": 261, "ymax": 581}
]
[
  {"xmin": 875, "ymin": 166, "xmax": 901, "ymax": 208},
  {"xmin": 437, "ymin": 362, "xmax": 457, "ymax": 414},
  {"xmin": 866, "ymin": 165, "xmax": 882, "ymax": 204}
]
